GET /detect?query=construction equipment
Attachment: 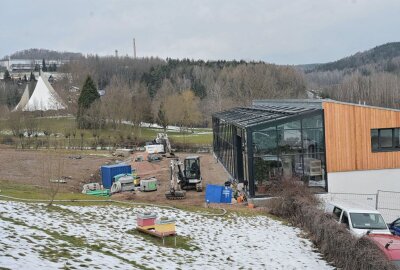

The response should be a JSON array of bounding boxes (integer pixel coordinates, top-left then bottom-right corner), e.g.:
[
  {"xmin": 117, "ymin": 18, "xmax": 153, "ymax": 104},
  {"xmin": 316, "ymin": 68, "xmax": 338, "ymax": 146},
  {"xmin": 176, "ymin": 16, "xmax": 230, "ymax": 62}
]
[
  {"xmin": 155, "ymin": 133, "xmax": 173, "ymax": 155},
  {"xmin": 183, "ymin": 156, "xmax": 203, "ymax": 191},
  {"xmin": 165, "ymin": 156, "xmax": 203, "ymax": 200},
  {"xmin": 145, "ymin": 133, "xmax": 175, "ymax": 156},
  {"xmin": 165, "ymin": 159, "xmax": 186, "ymax": 200}
]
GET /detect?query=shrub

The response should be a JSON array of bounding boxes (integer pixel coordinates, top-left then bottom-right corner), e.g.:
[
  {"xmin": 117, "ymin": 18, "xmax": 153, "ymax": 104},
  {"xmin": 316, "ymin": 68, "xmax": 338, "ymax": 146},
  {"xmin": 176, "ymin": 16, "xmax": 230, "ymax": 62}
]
[
  {"xmin": 1, "ymin": 135, "xmax": 14, "ymax": 145},
  {"xmin": 268, "ymin": 180, "xmax": 396, "ymax": 270}
]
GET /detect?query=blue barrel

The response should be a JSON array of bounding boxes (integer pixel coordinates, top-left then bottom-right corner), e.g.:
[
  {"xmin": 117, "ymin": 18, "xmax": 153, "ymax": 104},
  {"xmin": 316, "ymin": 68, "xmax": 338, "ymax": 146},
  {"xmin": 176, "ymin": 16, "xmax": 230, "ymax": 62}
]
[
  {"xmin": 205, "ymin": 184, "xmax": 232, "ymax": 203},
  {"xmin": 101, "ymin": 164, "xmax": 132, "ymax": 188}
]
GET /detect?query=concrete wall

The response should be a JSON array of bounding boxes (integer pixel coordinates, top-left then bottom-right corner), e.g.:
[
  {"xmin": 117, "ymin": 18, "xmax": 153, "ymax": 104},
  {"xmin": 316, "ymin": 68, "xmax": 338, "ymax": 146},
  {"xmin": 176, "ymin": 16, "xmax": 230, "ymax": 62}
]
[{"xmin": 328, "ymin": 168, "xmax": 400, "ymax": 194}]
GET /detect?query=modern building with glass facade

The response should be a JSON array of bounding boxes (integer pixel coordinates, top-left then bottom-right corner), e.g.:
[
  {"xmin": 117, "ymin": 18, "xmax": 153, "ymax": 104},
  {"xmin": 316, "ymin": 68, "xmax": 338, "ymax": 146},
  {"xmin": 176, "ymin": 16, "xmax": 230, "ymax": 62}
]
[{"xmin": 213, "ymin": 99, "xmax": 400, "ymax": 197}]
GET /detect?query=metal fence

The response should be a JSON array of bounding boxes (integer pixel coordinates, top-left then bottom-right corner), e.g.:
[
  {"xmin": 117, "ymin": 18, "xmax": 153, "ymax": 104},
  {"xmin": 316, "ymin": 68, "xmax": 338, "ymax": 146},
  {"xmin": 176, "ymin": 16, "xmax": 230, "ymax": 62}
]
[
  {"xmin": 376, "ymin": 190, "xmax": 400, "ymax": 222},
  {"xmin": 324, "ymin": 191, "xmax": 400, "ymax": 223}
]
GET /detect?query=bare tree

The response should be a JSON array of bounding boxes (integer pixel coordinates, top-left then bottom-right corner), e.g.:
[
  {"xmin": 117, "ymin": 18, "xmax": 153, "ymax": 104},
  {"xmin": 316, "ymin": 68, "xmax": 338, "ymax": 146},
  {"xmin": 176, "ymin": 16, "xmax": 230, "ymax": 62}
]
[
  {"xmin": 7, "ymin": 111, "xmax": 23, "ymax": 136},
  {"xmin": 42, "ymin": 152, "xmax": 65, "ymax": 206}
]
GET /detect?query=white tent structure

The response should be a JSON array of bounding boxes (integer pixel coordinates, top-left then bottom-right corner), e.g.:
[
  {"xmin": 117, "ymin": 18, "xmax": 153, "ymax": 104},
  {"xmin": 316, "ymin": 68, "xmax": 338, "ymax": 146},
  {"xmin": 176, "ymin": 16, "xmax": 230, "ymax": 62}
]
[
  {"xmin": 19, "ymin": 75, "xmax": 66, "ymax": 111},
  {"xmin": 13, "ymin": 84, "xmax": 30, "ymax": 111}
]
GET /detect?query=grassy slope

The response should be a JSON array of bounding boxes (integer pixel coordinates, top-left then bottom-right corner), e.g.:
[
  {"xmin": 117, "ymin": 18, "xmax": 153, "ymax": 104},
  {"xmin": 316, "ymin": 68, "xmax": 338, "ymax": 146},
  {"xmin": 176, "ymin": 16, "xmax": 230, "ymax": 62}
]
[
  {"xmin": 0, "ymin": 180, "xmax": 273, "ymax": 219},
  {"xmin": 0, "ymin": 117, "xmax": 212, "ymax": 145},
  {"xmin": 0, "ymin": 180, "xmax": 106, "ymax": 203}
]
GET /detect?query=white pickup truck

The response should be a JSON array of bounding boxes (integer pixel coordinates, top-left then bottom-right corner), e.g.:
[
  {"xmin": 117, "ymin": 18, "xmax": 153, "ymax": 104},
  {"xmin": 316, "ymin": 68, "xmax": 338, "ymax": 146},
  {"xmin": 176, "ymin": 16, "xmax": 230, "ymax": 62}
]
[{"xmin": 325, "ymin": 200, "xmax": 391, "ymax": 237}]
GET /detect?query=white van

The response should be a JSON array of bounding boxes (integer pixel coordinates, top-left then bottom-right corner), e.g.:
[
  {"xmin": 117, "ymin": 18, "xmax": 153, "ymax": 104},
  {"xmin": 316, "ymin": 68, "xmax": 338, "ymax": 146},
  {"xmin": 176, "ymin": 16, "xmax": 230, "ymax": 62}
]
[{"xmin": 325, "ymin": 200, "xmax": 391, "ymax": 237}]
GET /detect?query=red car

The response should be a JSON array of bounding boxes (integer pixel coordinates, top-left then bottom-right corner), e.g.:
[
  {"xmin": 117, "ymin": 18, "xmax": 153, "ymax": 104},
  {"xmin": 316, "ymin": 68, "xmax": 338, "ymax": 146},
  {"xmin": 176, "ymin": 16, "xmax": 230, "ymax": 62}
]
[{"xmin": 368, "ymin": 234, "xmax": 400, "ymax": 267}]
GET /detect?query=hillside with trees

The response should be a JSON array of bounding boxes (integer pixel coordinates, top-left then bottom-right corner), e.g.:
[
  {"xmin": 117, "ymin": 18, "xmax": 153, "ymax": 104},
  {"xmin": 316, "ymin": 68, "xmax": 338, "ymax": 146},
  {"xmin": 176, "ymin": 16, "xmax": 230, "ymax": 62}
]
[
  {"xmin": 303, "ymin": 42, "xmax": 400, "ymax": 109},
  {"xmin": 314, "ymin": 42, "xmax": 400, "ymax": 72}
]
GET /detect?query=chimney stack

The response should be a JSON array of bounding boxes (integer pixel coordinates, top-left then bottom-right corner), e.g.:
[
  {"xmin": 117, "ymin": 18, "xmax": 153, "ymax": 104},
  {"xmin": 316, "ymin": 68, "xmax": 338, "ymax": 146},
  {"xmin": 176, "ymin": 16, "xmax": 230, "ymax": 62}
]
[{"xmin": 133, "ymin": 38, "xmax": 137, "ymax": 58}]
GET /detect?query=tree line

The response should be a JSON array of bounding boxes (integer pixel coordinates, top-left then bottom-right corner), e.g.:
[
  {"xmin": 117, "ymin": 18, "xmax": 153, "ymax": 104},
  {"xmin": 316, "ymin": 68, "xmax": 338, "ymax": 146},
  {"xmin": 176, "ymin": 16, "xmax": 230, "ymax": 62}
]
[
  {"xmin": 1, "ymin": 55, "xmax": 307, "ymax": 132},
  {"xmin": 65, "ymin": 57, "xmax": 306, "ymax": 130}
]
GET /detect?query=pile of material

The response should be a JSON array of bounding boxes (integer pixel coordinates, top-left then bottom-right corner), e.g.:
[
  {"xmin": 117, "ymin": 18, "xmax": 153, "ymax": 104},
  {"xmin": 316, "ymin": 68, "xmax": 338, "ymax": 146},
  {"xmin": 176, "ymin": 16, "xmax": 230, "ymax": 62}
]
[
  {"xmin": 82, "ymin": 183, "xmax": 110, "ymax": 197},
  {"xmin": 147, "ymin": 154, "xmax": 162, "ymax": 162},
  {"xmin": 110, "ymin": 173, "xmax": 140, "ymax": 194}
]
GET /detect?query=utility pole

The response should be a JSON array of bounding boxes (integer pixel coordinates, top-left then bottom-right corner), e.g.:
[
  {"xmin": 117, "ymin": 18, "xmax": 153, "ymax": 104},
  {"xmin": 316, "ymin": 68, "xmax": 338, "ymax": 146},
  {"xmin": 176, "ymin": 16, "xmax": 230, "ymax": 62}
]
[{"xmin": 133, "ymin": 38, "xmax": 137, "ymax": 58}]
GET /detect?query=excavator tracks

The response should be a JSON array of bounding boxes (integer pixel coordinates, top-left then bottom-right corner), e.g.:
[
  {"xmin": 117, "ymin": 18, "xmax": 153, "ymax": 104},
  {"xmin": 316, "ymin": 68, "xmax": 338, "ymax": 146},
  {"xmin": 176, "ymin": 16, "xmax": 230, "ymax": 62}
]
[{"xmin": 165, "ymin": 191, "xmax": 186, "ymax": 200}]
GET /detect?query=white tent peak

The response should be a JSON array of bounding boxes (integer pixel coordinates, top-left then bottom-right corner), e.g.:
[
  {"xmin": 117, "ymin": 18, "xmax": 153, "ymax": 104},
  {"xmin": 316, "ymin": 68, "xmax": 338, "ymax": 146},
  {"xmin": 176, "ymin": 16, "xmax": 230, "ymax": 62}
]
[{"xmin": 22, "ymin": 75, "xmax": 66, "ymax": 111}]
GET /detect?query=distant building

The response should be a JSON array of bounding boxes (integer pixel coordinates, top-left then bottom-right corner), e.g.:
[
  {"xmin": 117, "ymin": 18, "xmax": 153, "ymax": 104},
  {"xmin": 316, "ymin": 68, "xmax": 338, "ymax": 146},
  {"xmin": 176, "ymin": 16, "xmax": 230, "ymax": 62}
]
[
  {"xmin": 213, "ymin": 99, "xmax": 400, "ymax": 197},
  {"xmin": 0, "ymin": 59, "xmax": 69, "ymax": 72}
]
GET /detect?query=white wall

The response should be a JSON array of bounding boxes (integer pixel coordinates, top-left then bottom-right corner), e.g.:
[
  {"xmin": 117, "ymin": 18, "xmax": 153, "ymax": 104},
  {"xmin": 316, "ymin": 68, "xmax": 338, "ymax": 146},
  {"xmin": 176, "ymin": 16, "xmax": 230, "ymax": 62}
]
[{"xmin": 328, "ymin": 168, "xmax": 400, "ymax": 194}]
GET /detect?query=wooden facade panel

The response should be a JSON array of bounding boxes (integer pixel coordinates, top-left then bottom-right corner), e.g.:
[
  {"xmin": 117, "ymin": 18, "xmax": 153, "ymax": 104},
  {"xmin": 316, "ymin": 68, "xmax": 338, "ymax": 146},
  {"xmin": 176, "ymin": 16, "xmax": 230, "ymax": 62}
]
[{"xmin": 323, "ymin": 101, "xmax": 400, "ymax": 172}]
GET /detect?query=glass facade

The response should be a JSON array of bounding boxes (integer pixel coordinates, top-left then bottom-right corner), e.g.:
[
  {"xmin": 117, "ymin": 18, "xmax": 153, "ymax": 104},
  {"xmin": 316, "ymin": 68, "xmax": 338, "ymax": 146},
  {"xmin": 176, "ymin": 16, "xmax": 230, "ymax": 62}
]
[
  {"xmin": 212, "ymin": 117, "xmax": 248, "ymax": 182},
  {"xmin": 252, "ymin": 113, "xmax": 326, "ymax": 196},
  {"xmin": 212, "ymin": 105, "xmax": 326, "ymax": 197}
]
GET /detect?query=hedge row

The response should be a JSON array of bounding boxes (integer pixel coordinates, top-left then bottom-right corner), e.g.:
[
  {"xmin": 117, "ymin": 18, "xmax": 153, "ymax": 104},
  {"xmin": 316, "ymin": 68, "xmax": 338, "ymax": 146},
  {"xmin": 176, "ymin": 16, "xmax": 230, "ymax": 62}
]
[{"xmin": 268, "ymin": 181, "xmax": 396, "ymax": 270}]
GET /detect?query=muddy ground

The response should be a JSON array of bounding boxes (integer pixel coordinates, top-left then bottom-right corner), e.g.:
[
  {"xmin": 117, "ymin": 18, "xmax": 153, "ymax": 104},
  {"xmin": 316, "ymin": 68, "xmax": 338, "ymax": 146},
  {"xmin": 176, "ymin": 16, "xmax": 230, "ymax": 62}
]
[
  {"xmin": 0, "ymin": 145, "xmax": 229, "ymax": 206},
  {"xmin": 0, "ymin": 146, "xmax": 115, "ymax": 191},
  {"xmin": 113, "ymin": 152, "xmax": 229, "ymax": 206}
]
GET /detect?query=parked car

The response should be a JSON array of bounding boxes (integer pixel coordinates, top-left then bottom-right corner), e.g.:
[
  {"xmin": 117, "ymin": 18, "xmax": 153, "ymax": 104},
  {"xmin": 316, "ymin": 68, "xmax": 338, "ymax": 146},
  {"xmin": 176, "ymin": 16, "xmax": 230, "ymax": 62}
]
[
  {"xmin": 389, "ymin": 218, "xmax": 400, "ymax": 236},
  {"xmin": 368, "ymin": 233, "xmax": 400, "ymax": 267},
  {"xmin": 325, "ymin": 200, "xmax": 392, "ymax": 237}
]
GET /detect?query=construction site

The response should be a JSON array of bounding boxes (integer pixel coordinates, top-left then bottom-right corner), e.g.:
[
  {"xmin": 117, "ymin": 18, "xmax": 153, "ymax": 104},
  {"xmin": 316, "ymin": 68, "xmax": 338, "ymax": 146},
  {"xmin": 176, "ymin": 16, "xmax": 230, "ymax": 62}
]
[
  {"xmin": 0, "ymin": 136, "xmax": 228, "ymax": 207},
  {"xmin": 0, "ymin": 130, "xmax": 337, "ymax": 270},
  {"xmin": 2, "ymin": 78, "xmax": 400, "ymax": 268}
]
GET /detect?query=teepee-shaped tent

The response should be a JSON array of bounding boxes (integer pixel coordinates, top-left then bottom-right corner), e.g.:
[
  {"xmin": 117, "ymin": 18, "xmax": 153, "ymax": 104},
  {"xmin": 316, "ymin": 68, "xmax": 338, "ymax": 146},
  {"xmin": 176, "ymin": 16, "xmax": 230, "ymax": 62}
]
[
  {"xmin": 22, "ymin": 75, "xmax": 66, "ymax": 111},
  {"xmin": 13, "ymin": 84, "xmax": 30, "ymax": 111}
]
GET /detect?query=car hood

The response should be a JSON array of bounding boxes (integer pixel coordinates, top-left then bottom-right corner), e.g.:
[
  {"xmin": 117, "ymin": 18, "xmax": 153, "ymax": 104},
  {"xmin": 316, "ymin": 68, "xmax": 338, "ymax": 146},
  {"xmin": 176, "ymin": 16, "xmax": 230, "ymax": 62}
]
[{"xmin": 352, "ymin": 228, "xmax": 392, "ymax": 237}]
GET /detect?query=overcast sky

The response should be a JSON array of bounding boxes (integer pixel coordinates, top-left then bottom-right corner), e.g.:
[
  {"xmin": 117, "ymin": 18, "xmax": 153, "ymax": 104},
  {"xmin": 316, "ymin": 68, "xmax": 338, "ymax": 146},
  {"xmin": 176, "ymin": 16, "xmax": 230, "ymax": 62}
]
[{"xmin": 0, "ymin": 0, "xmax": 399, "ymax": 64}]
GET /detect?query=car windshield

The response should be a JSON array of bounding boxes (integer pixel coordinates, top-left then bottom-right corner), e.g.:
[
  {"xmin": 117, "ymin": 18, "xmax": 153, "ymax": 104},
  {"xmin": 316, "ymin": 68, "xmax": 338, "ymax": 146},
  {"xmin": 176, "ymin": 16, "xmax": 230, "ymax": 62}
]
[{"xmin": 350, "ymin": 213, "xmax": 387, "ymax": 230}]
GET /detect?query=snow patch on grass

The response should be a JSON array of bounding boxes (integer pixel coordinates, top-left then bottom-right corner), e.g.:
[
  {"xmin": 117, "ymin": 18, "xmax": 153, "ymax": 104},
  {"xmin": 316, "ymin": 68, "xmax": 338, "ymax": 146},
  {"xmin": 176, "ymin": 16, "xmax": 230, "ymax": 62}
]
[{"xmin": 0, "ymin": 201, "xmax": 333, "ymax": 269}]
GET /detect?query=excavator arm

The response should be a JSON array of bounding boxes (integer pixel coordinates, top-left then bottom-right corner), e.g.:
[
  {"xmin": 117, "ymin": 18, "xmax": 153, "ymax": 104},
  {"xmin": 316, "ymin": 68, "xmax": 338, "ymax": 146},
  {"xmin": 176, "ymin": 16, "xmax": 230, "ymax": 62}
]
[{"xmin": 165, "ymin": 159, "xmax": 186, "ymax": 200}]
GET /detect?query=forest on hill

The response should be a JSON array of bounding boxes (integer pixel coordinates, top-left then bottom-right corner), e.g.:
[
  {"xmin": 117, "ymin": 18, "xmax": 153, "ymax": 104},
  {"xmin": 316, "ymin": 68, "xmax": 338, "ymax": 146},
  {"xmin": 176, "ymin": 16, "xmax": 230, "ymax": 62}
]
[{"xmin": 304, "ymin": 42, "xmax": 400, "ymax": 108}]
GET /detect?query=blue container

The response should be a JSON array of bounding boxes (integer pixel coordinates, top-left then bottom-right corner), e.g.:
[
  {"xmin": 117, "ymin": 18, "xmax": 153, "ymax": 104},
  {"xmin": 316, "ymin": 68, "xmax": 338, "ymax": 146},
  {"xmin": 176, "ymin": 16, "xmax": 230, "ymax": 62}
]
[
  {"xmin": 101, "ymin": 164, "xmax": 132, "ymax": 188},
  {"xmin": 221, "ymin": 187, "xmax": 232, "ymax": 203},
  {"xmin": 205, "ymin": 184, "xmax": 232, "ymax": 203}
]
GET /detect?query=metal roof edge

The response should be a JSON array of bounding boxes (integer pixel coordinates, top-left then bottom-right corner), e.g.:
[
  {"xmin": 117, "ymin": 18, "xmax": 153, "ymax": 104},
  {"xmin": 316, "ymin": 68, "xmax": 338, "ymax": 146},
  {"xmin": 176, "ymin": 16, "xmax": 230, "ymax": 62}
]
[
  {"xmin": 322, "ymin": 100, "xmax": 400, "ymax": 113},
  {"xmin": 253, "ymin": 99, "xmax": 323, "ymax": 109}
]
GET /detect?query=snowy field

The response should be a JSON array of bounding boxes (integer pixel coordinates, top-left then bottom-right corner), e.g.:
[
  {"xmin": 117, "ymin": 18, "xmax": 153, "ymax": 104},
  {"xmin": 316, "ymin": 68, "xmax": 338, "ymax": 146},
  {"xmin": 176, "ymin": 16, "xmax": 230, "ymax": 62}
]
[{"xmin": 0, "ymin": 201, "xmax": 334, "ymax": 270}]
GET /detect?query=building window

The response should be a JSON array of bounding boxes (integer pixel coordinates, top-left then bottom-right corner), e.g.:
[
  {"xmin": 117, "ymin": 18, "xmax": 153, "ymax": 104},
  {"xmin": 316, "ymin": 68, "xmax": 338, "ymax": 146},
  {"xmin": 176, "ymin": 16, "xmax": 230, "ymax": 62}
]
[{"xmin": 371, "ymin": 128, "xmax": 400, "ymax": 152}]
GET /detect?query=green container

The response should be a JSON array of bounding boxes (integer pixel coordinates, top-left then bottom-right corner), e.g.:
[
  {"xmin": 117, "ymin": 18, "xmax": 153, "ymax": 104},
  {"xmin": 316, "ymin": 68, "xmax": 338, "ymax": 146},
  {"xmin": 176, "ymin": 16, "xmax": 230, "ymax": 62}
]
[
  {"xmin": 140, "ymin": 178, "xmax": 158, "ymax": 192},
  {"xmin": 86, "ymin": 189, "xmax": 110, "ymax": 197}
]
